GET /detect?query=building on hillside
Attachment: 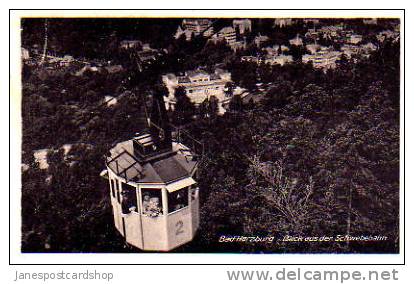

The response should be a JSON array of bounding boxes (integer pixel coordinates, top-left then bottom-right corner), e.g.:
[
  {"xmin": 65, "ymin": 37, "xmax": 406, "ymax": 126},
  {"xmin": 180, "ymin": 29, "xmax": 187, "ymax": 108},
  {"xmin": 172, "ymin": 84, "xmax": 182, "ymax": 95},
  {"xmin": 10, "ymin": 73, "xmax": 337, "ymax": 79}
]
[
  {"xmin": 303, "ymin": 18, "xmax": 320, "ymax": 25},
  {"xmin": 280, "ymin": 45, "xmax": 290, "ymax": 53},
  {"xmin": 215, "ymin": 26, "xmax": 237, "ymax": 45},
  {"xmin": 305, "ymin": 28, "xmax": 319, "ymax": 40},
  {"xmin": 340, "ymin": 44, "xmax": 361, "ymax": 58},
  {"xmin": 21, "ymin": 47, "xmax": 30, "ymax": 60},
  {"xmin": 104, "ymin": 95, "xmax": 118, "ymax": 107},
  {"xmin": 361, "ymin": 42, "xmax": 377, "ymax": 53},
  {"xmin": 319, "ymin": 25, "xmax": 344, "ymax": 38},
  {"xmin": 241, "ymin": 55, "xmax": 262, "ymax": 64},
  {"xmin": 262, "ymin": 44, "xmax": 289, "ymax": 56},
  {"xmin": 45, "ymin": 54, "xmax": 75, "ymax": 67},
  {"xmin": 274, "ymin": 18, "xmax": 294, "ymax": 28},
  {"xmin": 120, "ymin": 43, "xmax": 165, "ymax": 71},
  {"xmin": 289, "ymin": 34, "xmax": 303, "ymax": 46},
  {"xmin": 135, "ymin": 45, "xmax": 164, "ymax": 71},
  {"xmin": 376, "ymin": 30, "xmax": 400, "ymax": 43},
  {"xmin": 175, "ymin": 19, "xmax": 214, "ymax": 41},
  {"xmin": 162, "ymin": 69, "xmax": 231, "ymax": 106},
  {"xmin": 182, "ymin": 19, "xmax": 214, "ymax": 36},
  {"xmin": 254, "ymin": 34, "xmax": 270, "ymax": 48},
  {"xmin": 120, "ymin": 40, "xmax": 142, "ymax": 50},
  {"xmin": 363, "ymin": 18, "xmax": 378, "ymax": 25},
  {"xmin": 306, "ymin": 43, "xmax": 321, "ymax": 54},
  {"xmin": 174, "ymin": 26, "xmax": 194, "ymax": 41},
  {"xmin": 229, "ymin": 39, "xmax": 247, "ymax": 52},
  {"xmin": 136, "ymin": 49, "xmax": 158, "ymax": 62},
  {"xmin": 233, "ymin": 19, "xmax": 252, "ymax": 34},
  {"xmin": 262, "ymin": 45, "xmax": 279, "ymax": 56},
  {"xmin": 347, "ymin": 34, "xmax": 363, "ymax": 44},
  {"xmin": 75, "ymin": 64, "xmax": 99, "ymax": 76},
  {"xmin": 105, "ymin": 64, "xmax": 124, "ymax": 74},
  {"xmin": 264, "ymin": 54, "xmax": 293, "ymax": 66},
  {"xmin": 162, "ymin": 69, "xmax": 244, "ymax": 114},
  {"xmin": 341, "ymin": 42, "xmax": 377, "ymax": 60},
  {"xmin": 302, "ymin": 47, "xmax": 341, "ymax": 70},
  {"xmin": 241, "ymin": 54, "xmax": 293, "ymax": 66},
  {"xmin": 209, "ymin": 26, "xmax": 245, "ymax": 52}
]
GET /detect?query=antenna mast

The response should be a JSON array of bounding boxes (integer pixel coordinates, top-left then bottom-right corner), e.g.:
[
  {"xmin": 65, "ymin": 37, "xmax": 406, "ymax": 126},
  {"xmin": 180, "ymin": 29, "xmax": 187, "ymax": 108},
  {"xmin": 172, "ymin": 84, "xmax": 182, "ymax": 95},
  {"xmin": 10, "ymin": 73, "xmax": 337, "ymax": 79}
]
[{"xmin": 40, "ymin": 19, "xmax": 48, "ymax": 65}]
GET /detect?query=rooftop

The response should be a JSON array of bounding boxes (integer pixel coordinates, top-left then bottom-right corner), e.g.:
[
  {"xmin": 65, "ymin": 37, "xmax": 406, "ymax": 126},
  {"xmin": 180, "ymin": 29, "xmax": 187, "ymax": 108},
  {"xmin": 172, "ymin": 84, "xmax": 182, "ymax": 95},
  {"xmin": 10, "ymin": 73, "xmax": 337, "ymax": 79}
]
[{"xmin": 107, "ymin": 138, "xmax": 197, "ymax": 184}]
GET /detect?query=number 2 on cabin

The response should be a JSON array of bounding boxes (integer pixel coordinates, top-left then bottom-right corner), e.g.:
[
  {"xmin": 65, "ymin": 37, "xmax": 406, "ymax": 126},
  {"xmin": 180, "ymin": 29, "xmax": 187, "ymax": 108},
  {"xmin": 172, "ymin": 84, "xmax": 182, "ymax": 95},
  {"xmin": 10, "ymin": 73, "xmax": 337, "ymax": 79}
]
[{"xmin": 175, "ymin": 220, "xmax": 184, "ymax": 235}]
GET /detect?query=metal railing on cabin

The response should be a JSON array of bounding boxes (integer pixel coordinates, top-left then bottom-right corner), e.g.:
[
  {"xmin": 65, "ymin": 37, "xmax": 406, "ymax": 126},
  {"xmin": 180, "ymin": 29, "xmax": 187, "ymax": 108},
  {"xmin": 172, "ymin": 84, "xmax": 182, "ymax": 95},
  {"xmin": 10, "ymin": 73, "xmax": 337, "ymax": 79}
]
[{"xmin": 169, "ymin": 123, "xmax": 205, "ymax": 160}]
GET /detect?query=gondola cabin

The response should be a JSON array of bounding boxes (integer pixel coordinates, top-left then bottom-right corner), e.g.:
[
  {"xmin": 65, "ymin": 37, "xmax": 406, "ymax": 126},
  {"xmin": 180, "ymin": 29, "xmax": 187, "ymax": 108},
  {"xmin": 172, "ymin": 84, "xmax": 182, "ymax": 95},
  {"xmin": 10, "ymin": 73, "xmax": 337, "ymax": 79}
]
[{"xmin": 102, "ymin": 94, "xmax": 200, "ymax": 251}]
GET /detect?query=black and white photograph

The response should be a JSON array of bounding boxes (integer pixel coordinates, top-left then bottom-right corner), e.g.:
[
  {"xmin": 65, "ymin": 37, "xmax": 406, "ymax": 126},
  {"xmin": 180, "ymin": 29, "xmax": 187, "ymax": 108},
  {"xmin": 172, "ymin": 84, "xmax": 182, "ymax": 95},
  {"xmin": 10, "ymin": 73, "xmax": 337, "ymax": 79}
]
[{"xmin": 16, "ymin": 12, "xmax": 401, "ymax": 256}]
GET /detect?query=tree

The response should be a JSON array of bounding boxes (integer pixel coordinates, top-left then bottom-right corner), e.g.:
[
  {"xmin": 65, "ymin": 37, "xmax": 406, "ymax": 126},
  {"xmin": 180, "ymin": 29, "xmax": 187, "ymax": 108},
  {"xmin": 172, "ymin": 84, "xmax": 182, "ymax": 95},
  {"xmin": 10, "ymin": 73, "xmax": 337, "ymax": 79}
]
[
  {"xmin": 224, "ymin": 82, "xmax": 236, "ymax": 97},
  {"xmin": 229, "ymin": 94, "xmax": 243, "ymax": 112},
  {"xmin": 198, "ymin": 98, "xmax": 210, "ymax": 119},
  {"xmin": 289, "ymin": 44, "xmax": 305, "ymax": 63},
  {"xmin": 263, "ymin": 81, "xmax": 292, "ymax": 109},
  {"xmin": 229, "ymin": 61, "xmax": 257, "ymax": 91},
  {"xmin": 208, "ymin": 96, "xmax": 219, "ymax": 118},
  {"xmin": 172, "ymin": 86, "xmax": 196, "ymax": 125}
]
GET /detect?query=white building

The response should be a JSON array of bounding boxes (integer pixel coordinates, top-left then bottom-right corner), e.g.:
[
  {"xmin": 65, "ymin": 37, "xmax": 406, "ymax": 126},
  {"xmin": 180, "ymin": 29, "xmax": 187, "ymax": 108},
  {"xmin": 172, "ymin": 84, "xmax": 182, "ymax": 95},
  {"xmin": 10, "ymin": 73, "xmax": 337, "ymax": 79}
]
[
  {"xmin": 33, "ymin": 149, "xmax": 50, "ymax": 170},
  {"xmin": 241, "ymin": 55, "xmax": 261, "ymax": 64},
  {"xmin": 105, "ymin": 64, "xmax": 124, "ymax": 74},
  {"xmin": 104, "ymin": 95, "xmax": 118, "ymax": 107},
  {"xmin": 75, "ymin": 64, "xmax": 99, "ymax": 76},
  {"xmin": 21, "ymin": 47, "xmax": 30, "ymax": 60},
  {"xmin": 162, "ymin": 69, "xmax": 232, "ymax": 111},
  {"xmin": 209, "ymin": 26, "xmax": 245, "ymax": 52},
  {"xmin": 229, "ymin": 40, "xmax": 247, "ymax": 52},
  {"xmin": 280, "ymin": 45, "xmax": 290, "ymax": 53},
  {"xmin": 347, "ymin": 34, "xmax": 363, "ymax": 44},
  {"xmin": 341, "ymin": 42, "xmax": 377, "ymax": 60},
  {"xmin": 263, "ymin": 45, "xmax": 279, "ymax": 56},
  {"xmin": 305, "ymin": 28, "xmax": 319, "ymax": 39},
  {"xmin": 233, "ymin": 19, "xmax": 252, "ymax": 34},
  {"xmin": 306, "ymin": 43, "xmax": 321, "ymax": 54},
  {"xmin": 215, "ymin": 26, "xmax": 237, "ymax": 45},
  {"xmin": 303, "ymin": 18, "xmax": 320, "ymax": 25},
  {"xmin": 376, "ymin": 30, "xmax": 400, "ymax": 43},
  {"xmin": 241, "ymin": 54, "xmax": 293, "ymax": 66},
  {"xmin": 274, "ymin": 18, "xmax": 294, "ymax": 28},
  {"xmin": 46, "ymin": 54, "xmax": 75, "ymax": 67},
  {"xmin": 133, "ymin": 44, "xmax": 164, "ymax": 71},
  {"xmin": 264, "ymin": 54, "xmax": 293, "ymax": 66},
  {"xmin": 361, "ymin": 42, "xmax": 377, "ymax": 53},
  {"xmin": 319, "ymin": 25, "xmax": 344, "ymax": 38},
  {"xmin": 182, "ymin": 19, "xmax": 213, "ymax": 36},
  {"xmin": 340, "ymin": 44, "xmax": 361, "ymax": 58},
  {"xmin": 120, "ymin": 40, "xmax": 142, "ymax": 50},
  {"xmin": 174, "ymin": 26, "xmax": 194, "ymax": 41},
  {"xmin": 363, "ymin": 18, "xmax": 378, "ymax": 25},
  {"xmin": 254, "ymin": 34, "xmax": 270, "ymax": 47},
  {"xmin": 289, "ymin": 34, "xmax": 303, "ymax": 46},
  {"xmin": 262, "ymin": 44, "xmax": 289, "ymax": 56},
  {"xmin": 302, "ymin": 47, "xmax": 341, "ymax": 70},
  {"xmin": 175, "ymin": 19, "xmax": 214, "ymax": 41}
]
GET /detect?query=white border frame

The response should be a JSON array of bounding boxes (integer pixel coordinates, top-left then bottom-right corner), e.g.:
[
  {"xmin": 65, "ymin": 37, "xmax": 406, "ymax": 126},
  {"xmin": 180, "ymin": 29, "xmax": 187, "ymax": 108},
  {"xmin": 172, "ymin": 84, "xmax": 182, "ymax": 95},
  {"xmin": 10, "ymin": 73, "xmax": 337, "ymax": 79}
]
[{"xmin": 9, "ymin": 9, "xmax": 405, "ymax": 265}]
